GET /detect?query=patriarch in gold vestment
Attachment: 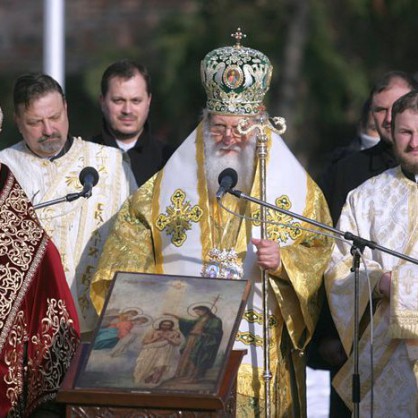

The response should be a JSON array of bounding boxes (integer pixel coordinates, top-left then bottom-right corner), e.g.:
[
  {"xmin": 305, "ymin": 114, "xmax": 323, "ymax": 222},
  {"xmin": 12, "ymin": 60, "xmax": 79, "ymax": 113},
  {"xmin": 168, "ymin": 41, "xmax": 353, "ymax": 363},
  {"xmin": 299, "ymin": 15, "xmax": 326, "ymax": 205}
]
[{"xmin": 92, "ymin": 30, "xmax": 332, "ymax": 417}]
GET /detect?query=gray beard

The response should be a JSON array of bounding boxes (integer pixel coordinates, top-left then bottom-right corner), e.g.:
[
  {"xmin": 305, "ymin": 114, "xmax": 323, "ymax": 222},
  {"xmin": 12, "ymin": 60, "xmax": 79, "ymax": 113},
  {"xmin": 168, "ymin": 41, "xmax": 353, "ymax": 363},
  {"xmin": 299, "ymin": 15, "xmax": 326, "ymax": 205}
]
[{"xmin": 204, "ymin": 130, "xmax": 256, "ymax": 199}]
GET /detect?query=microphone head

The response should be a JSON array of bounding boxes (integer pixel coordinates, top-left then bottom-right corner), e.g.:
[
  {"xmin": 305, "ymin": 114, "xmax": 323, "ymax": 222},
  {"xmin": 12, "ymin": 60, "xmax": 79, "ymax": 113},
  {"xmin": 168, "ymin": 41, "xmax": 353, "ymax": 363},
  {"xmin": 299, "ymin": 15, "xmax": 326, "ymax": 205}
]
[
  {"xmin": 218, "ymin": 168, "xmax": 238, "ymax": 188},
  {"xmin": 79, "ymin": 167, "xmax": 99, "ymax": 187}
]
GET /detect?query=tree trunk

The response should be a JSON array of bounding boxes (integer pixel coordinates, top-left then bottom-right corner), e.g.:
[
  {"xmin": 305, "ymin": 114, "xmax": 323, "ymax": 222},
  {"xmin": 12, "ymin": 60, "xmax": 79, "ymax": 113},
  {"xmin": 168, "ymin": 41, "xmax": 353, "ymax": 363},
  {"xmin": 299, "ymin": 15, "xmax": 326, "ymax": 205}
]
[{"xmin": 272, "ymin": 0, "xmax": 311, "ymax": 159}]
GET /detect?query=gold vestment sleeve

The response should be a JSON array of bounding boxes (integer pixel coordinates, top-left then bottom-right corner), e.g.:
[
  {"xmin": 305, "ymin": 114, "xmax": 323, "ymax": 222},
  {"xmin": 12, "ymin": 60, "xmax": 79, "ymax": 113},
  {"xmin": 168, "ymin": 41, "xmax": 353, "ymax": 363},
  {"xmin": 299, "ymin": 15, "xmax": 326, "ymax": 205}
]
[{"xmin": 91, "ymin": 176, "xmax": 157, "ymax": 314}]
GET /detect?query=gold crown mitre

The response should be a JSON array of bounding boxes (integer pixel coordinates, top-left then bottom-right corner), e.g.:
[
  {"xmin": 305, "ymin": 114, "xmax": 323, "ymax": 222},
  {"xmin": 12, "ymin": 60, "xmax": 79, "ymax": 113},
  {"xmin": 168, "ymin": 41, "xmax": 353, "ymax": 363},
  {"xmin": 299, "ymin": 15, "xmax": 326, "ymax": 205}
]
[{"xmin": 200, "ymin": 28, "xmax": 273, "ymax": 115}]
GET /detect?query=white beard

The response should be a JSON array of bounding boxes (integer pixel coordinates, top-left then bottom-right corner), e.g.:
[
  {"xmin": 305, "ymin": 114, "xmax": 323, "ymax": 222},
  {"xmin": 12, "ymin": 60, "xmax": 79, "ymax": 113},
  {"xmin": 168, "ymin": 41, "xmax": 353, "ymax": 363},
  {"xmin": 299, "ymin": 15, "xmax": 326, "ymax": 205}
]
[{"xmin": 204, "ymin": 129, "xmax": 256, "ymax": 199}]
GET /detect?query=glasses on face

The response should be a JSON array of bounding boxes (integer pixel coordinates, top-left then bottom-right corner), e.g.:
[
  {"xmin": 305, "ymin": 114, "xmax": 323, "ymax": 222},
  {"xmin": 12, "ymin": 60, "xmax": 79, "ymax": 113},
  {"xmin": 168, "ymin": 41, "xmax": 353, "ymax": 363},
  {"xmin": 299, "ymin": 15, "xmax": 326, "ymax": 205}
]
[{"xmin": 209, "ymin": 123, "xmax": 242, "ymax": 138}]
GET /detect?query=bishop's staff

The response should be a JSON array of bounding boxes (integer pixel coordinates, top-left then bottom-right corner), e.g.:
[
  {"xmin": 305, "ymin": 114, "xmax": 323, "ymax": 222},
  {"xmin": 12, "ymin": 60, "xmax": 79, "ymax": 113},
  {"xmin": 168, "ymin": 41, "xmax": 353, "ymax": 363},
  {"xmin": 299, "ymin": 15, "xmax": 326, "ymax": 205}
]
[{"xmin": 238, "ymin": 113, "xmax": 286, "ymax": 418}]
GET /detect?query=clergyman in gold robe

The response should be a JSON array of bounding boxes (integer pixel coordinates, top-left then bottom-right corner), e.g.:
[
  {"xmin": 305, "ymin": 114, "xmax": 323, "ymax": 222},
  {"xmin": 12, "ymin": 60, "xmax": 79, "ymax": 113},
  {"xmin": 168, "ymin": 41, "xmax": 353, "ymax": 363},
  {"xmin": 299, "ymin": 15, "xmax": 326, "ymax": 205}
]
[{"xmin": 91, "ymin": 30, "xmax": 333, "ymax": 417}]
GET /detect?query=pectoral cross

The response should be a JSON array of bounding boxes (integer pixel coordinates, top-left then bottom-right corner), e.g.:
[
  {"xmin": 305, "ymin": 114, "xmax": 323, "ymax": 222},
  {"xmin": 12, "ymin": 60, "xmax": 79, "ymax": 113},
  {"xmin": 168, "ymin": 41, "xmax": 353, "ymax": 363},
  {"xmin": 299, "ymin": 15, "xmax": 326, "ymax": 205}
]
[{"xmin": 156, "ymin": 189, "xmax": 203, "ymax": 247}]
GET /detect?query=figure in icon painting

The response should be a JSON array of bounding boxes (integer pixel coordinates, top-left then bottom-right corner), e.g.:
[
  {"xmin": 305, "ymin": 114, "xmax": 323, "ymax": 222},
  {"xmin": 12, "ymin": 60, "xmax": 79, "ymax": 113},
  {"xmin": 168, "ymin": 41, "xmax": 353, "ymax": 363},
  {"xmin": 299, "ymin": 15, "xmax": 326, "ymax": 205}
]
[
  {"xmin": 165, "ymin": 305, "xmax": 223, "ymax": 383},
  {"xmin": 93, "ymin": 307, "xmax": 149, "ymax": 356},
  {"xmin": 133, "ymin": 319, "xmax": 183, "ymax": 387},
  {"xmin": 79, "ymin": 274, "xmax": 245, "ymax": 394}
]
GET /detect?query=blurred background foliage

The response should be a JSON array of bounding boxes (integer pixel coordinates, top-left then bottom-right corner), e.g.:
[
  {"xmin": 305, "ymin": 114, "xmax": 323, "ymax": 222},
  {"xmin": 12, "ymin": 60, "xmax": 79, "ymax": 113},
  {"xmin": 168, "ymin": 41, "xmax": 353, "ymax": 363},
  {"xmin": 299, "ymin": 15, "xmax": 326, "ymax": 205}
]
[{"xmin": 1, "ymin": 0, "xmax": 418, "ymax": 178}]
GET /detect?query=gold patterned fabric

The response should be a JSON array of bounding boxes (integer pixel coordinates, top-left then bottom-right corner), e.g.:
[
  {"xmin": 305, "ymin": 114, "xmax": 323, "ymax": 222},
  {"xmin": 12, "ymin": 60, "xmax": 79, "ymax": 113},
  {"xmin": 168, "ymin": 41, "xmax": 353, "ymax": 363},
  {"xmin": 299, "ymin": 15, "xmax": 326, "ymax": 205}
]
[
  {"xmin": 0, "ymin": 163, "xmax": 80, "ymax": 417},
  {"xmin": 91, "ymin": 124, "xmax": 332, "ymax": 417},
  {"xmin": 0, "ymin": 137, "xmax": 137, "ymax": 333},
  {"xmin": 325, "ymin": 167, "xmax": 418, "ymax": 417}
]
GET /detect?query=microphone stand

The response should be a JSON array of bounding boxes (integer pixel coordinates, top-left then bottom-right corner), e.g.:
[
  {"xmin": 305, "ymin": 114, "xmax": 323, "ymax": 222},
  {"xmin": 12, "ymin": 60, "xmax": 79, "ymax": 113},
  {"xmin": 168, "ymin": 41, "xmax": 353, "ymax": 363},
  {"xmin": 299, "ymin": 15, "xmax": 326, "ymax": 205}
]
[
  {"xmin": 351, "ymin": 244, "xmax": 362, "ymax": 418},
  {"xmin": 236, "ymin": 115, "xmax": 286, "ymax": 416},
  {"xmin": 228, "ymin": 187, "xmax": 418, "ymax": 415},
  {"xmin": 33, "ymin": 190, "xmax": 91, "ymax": 210}
]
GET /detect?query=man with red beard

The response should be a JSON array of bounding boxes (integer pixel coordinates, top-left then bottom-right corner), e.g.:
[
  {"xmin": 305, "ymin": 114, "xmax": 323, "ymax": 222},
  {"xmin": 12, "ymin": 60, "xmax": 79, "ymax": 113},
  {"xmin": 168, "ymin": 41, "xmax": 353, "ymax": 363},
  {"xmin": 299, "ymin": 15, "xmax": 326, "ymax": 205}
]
[
  {"xmin": 325, "ymin": 90, "xmax": 418, "ymax": 416},
  {"xmin": 91, "ymin": 30, "xmax": 333, "ymax": 417},
  {"xmin": 309, "ymin": 71, "xmax": 418, "ymax": 418}
]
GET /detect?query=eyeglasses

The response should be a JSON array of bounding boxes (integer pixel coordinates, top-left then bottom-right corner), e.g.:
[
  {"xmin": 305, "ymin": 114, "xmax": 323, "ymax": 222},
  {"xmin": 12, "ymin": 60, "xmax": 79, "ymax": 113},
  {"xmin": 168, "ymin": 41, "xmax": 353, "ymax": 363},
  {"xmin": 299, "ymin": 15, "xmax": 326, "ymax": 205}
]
[{"xmin": 209, "ymin": 124, "xmax": 242, "ymax": 137}]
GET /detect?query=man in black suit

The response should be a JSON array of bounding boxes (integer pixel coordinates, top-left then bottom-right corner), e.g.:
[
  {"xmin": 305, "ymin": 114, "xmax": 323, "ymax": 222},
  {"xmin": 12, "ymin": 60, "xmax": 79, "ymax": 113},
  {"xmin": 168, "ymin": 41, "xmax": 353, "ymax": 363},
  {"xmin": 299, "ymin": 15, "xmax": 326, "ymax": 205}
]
[{"xmin": 89, "ymin": 59, "xmax": 173, "ymax": 187}]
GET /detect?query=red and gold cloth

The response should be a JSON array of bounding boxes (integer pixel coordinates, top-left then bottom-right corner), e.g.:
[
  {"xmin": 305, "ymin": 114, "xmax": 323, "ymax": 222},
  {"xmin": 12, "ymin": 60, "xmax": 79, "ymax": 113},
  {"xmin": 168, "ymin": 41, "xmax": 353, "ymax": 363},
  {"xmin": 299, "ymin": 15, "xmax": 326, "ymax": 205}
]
[{"xmin": 0, "ymin": 163, "xmax": 80, "ymax": 417}]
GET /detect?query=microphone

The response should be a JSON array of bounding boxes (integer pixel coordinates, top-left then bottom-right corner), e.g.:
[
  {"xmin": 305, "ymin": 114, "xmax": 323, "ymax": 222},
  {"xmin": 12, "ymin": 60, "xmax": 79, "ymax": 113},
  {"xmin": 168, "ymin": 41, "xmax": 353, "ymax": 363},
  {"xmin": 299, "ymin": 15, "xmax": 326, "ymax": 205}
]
[
  {"xmin": 79, "ymin": 167, "xmax": 99, "ymax": 198},
  {"xmin": 216, "ymin": 168, "xmax": 238, "ymax": 200},
  {"xmin": 33, "ymin": 167, "xmax": 100, "ymax": 209}
]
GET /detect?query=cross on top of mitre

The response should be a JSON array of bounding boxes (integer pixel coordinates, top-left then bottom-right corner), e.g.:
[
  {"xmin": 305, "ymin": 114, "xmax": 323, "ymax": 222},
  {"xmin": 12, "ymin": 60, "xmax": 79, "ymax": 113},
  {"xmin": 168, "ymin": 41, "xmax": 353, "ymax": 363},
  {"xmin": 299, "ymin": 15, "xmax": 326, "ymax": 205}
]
[{"xmin": 231, "ymin": 27, "xmax": 246, "ymax": 48}]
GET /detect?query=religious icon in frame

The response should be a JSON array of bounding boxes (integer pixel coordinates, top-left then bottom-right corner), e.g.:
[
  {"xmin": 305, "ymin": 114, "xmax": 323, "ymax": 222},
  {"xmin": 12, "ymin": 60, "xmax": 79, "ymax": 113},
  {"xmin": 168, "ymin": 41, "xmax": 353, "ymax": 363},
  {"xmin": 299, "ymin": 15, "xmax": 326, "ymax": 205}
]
[{"xmin": 76, "ymin": 272, "xmax": 250, "ymax": 395}]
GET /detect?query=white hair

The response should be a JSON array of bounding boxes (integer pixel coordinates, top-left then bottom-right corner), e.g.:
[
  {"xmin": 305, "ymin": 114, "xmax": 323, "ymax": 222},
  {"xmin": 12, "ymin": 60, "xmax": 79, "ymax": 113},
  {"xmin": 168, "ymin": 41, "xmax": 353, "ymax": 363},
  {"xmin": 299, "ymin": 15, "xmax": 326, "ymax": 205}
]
[{"xmin": 203, "ymin": 112, "xmax": 257, "ymax": 198}]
